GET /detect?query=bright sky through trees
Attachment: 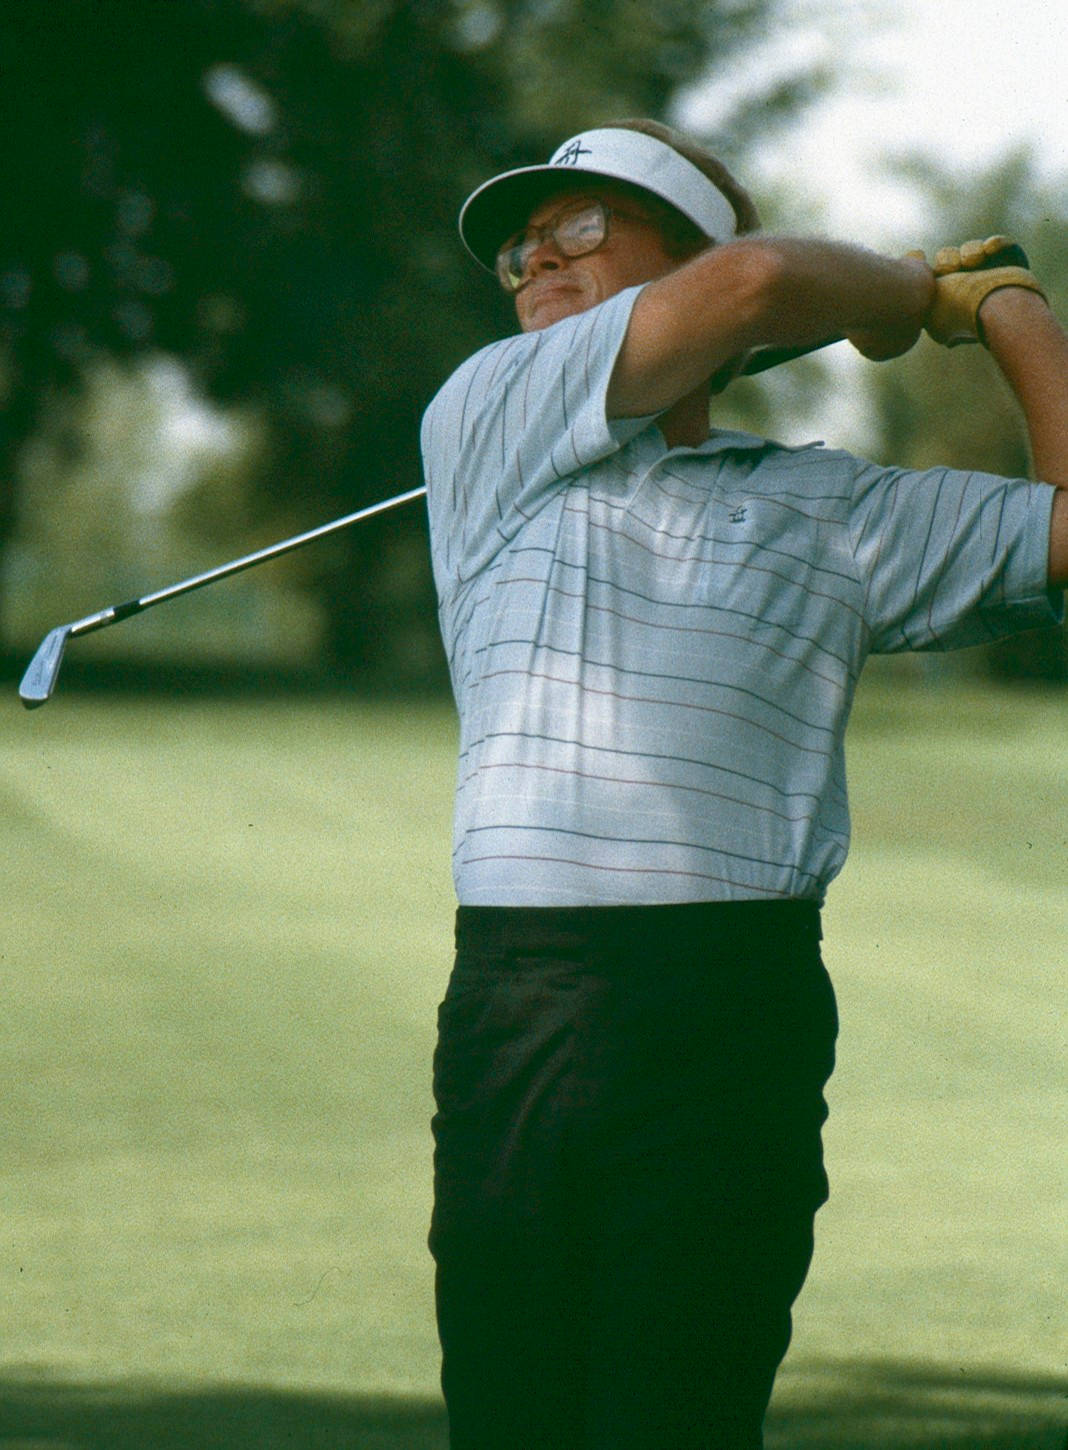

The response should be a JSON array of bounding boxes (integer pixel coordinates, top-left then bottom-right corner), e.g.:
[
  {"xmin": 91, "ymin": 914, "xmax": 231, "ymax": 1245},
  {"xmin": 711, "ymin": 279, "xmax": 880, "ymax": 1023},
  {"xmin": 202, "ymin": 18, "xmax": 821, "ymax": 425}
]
[{"xmin": 679, "ymin": 0, "xmax": 1067, "ymax": 246}]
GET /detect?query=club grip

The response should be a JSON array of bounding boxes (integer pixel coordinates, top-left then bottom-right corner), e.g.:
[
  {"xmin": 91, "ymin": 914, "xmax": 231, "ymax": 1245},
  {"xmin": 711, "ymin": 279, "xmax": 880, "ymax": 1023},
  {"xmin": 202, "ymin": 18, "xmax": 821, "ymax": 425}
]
[{"xmin": 980, "ymin": 241, "xmax": 1030, "ymax": 269}]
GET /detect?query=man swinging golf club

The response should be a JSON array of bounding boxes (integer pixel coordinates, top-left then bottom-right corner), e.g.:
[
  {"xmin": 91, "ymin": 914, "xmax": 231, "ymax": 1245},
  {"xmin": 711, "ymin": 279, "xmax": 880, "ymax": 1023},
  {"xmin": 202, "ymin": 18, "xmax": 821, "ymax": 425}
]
[{"xmin": 419, "ymin": 118, "xmax": 1068, "ymax": 1449}]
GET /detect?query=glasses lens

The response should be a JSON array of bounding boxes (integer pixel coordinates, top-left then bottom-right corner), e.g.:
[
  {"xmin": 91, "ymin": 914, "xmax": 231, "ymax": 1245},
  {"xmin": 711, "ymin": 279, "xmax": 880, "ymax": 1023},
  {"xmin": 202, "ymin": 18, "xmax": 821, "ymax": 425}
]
[
  {"xmin": 496, "ymin": 240, "xmax": 530, "ymax": 293},
  {"xmin": 555, "ymin": 203, "xmax": 606, "ymax": 257},
  {"xmin": 493, "ymin": 202, "xmax": 609, "ymax": 292}
]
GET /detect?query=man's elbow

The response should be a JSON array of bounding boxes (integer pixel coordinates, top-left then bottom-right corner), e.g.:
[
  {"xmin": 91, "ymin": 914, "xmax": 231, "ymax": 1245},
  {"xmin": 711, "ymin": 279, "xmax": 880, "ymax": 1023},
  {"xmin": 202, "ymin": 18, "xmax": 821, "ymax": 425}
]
[
  {"xmin": 606, "ymin": 242, "xmax": 785, "ymax": 418},
  {"xmin": 683, "ymin": 239, "xmax": 789, "ymax": 340}
]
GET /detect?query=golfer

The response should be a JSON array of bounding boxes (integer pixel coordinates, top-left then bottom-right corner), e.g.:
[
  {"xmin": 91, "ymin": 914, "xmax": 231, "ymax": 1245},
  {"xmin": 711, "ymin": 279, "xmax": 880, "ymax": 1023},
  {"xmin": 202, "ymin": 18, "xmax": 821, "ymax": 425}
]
[{"xmin": 419, "ymin": 119, "xmax": 1068, "ymax": 1449}]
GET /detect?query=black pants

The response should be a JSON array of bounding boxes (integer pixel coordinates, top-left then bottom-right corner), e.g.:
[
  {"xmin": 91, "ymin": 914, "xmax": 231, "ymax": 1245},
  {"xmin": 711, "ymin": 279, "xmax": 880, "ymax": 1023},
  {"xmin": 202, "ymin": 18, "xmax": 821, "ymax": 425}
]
[{"xmin": 429, "ymin": 900, "xmax": 838, "ymax": 1450}]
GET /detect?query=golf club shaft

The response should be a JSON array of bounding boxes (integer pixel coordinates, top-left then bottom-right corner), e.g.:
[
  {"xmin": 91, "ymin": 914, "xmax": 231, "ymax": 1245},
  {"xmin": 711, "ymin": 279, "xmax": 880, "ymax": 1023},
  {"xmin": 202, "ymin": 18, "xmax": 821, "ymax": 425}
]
[
  {"xmin": 741, "ymin": 336, "xmax": 841, "ymax": 376},
  {"xmin": 22, "ymin": 234, "xmax": 1035, "ymax": 710},
  {"xmin": 18, "ymin": 483, "xmax": 427, "ymax": 707},
  {"xmin": 13, "ymin": 339, "xmax": 852, "ymax": 707},
  {"xmin": 65, "ymin": 483, "xmax": 429, "ymax": 641}
]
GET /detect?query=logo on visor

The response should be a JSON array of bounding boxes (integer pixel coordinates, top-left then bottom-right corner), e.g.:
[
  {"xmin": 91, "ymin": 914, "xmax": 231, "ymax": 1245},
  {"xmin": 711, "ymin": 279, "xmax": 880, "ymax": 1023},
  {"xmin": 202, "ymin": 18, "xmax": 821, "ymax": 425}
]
[{"xmin": 554, "ymin": 138, "xmax": 593, "ymax": 167}]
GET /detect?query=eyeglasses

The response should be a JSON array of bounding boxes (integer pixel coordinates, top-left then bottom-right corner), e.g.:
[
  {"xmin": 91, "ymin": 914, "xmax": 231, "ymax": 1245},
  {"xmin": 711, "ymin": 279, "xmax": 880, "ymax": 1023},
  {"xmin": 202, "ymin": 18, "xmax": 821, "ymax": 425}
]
[{"xmin": 494, "ymin": 199, "xmax": 651, "ymax": 293}]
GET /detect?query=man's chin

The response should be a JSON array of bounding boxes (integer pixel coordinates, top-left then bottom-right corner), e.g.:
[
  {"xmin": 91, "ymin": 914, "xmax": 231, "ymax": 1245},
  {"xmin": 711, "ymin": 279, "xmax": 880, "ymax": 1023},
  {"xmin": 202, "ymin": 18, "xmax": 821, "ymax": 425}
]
[{"xmin": 520, "ymin": 287, "xmax": 588, "ymax": 331}]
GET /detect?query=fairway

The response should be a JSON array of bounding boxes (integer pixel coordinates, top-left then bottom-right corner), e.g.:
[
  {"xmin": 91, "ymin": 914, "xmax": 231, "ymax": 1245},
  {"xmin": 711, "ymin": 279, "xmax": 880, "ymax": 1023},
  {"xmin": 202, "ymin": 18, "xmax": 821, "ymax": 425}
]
[{"xmin": 2, "ymin": 672, "xmax": 1065, "ymax": 1447}]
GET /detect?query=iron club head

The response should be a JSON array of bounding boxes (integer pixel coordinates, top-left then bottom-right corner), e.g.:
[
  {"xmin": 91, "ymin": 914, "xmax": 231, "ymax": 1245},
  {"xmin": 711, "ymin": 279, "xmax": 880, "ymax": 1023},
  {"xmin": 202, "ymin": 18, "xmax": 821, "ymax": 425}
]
[{"xmin": 19, "ymin": 624, "xmax": 74, "ymax": 709}]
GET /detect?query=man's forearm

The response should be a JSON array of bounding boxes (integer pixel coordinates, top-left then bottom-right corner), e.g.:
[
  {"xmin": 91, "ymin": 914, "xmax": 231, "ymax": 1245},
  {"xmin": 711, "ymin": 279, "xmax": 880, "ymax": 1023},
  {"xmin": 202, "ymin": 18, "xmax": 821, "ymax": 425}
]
[
  {"xmin": 608, "ymin": 237, "xmax": 934, "ymax": 419},
  {"xmin": 980, "ymin": 287, "xmax": 1068, "ymax": 488},
  {"xmin": 980, "ymin": 287, "xmax": 1068, "ymax": 587}
]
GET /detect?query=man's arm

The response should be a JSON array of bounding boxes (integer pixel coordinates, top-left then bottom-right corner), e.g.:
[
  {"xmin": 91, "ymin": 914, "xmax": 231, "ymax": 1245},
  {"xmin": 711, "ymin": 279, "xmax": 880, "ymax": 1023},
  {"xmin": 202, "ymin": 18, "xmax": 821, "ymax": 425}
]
[
  {"xmin": 978, "ymin": 287, "xmax": 1068, "ymax": 585},
  {"xmin": 606, "ymin": 237, "xmax": 935, "ymax": 419}
]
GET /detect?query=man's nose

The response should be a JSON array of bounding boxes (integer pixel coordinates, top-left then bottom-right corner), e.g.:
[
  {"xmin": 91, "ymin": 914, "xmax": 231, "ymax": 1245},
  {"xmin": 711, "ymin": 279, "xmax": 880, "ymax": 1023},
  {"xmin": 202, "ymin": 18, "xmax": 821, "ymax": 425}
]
[{"xmin": 524, "ymin": 234, "xmax": 565, "ymax": 280}]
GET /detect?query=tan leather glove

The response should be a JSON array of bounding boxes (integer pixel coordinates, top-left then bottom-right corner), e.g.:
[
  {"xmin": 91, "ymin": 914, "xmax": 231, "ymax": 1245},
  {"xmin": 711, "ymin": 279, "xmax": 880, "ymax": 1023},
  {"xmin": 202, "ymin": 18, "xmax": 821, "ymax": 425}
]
[{"xmin": 920, "ymin": 235, "xmax": 1046, "ymax": 347}]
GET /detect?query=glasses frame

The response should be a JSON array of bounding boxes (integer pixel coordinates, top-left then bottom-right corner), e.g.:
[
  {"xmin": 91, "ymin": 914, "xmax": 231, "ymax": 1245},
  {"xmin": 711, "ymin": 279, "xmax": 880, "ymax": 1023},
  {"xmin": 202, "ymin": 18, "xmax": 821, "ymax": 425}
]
[{"xmin": 494, "ymin": 198, "xmax": 654, "ymax": 294}]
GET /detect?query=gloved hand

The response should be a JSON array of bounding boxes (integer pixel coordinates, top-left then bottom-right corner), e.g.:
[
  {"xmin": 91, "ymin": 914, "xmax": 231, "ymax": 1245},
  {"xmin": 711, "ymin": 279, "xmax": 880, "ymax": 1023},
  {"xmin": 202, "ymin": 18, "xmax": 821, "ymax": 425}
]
[{"xmin": 918, "ymin": 235, "xmax": 1046, "ymax": 347}]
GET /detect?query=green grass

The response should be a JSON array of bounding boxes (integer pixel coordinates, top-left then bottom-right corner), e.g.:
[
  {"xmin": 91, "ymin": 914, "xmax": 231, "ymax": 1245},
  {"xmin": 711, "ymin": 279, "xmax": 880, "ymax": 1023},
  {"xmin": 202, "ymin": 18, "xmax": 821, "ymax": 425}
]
[
  {"xmin": 789, "ymin": 670, "xmax": 1068, "ymax": 1436},
  {"xmin": 1, "ymin": 673, "xmax": 1065, "ymax": 1446}
]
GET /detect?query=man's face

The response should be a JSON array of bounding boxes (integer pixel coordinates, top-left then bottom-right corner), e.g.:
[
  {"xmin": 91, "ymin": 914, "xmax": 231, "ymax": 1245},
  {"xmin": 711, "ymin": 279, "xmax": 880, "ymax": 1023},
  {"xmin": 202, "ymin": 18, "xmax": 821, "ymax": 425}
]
[{"xmin": 507, "ymin": 187, "xmax": 681, "ymax": 333}]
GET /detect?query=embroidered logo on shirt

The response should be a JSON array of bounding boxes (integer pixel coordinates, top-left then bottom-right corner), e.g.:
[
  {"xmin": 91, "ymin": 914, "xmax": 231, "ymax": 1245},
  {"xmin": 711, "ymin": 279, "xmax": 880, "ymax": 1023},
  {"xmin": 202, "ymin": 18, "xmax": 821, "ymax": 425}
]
[{"xmin": 729, "ymin": 505, "xmax": 749, "ymax": 524}]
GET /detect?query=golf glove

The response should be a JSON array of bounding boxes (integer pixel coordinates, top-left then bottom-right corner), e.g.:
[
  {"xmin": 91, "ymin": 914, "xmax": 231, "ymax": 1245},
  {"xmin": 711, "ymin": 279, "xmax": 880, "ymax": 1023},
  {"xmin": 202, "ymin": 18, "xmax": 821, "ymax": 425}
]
[{"xmin": 919, "ymin": 235, "xmax": 1046, "ymax": 347}]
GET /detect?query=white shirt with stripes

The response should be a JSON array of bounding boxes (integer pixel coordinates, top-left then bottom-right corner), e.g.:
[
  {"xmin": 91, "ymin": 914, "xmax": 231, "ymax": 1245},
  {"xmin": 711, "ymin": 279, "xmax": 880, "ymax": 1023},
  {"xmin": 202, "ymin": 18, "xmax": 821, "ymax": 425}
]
[{"xmin": 421, "ymin": 284, "xmax": 1061, "ymax": 906}]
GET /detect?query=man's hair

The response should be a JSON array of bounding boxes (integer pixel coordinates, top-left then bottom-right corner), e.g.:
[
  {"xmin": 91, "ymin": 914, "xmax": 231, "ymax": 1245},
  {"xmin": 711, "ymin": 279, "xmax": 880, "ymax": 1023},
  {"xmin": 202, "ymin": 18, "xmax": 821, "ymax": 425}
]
[{"xmin": 602, "ymin": 117, "xmax": 761, "ymax": 254}]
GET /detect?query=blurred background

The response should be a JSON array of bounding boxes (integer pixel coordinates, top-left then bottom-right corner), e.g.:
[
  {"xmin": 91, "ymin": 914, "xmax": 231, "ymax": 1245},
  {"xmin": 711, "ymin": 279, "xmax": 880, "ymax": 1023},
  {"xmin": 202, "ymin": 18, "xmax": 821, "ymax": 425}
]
[
  {"xmin": 2, "ymin": 0, "xmax": 1065, "ymax": 696},
  {"xmin": 2, "ymin": 5, "xmax": 1066, "ymax": 1446}
]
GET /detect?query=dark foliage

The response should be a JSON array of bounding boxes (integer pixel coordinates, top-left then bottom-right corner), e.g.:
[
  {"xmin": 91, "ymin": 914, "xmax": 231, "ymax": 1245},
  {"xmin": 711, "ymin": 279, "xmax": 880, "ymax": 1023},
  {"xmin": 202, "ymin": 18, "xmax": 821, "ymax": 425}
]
[{"xmin": 1, "ymin": 0, "xmax": 777, "ymax": 685}]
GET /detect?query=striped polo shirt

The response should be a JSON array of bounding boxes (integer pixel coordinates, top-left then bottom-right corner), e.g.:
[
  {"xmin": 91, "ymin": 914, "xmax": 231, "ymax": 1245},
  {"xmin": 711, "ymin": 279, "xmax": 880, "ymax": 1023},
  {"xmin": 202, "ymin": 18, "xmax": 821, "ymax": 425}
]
[{"xmin": 421, "ymin": 284, "xmax": 1060, "ymax": 906}]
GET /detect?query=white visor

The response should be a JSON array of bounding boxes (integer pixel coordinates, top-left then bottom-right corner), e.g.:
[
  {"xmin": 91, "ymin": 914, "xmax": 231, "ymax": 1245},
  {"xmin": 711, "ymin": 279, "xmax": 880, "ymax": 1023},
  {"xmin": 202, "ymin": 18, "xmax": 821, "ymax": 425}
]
[{"xmin": 459, "ymin": 127, "xmax": 739, "ymax": 272}]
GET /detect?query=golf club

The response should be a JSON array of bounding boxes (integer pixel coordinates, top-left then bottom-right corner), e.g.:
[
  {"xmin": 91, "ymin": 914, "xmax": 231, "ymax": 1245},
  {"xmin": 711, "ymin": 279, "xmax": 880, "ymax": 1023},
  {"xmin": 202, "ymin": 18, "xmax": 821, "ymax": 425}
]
[
  {"xmin": 18, "ymin": 484, "xmax": 429, "ymax": 708},
  {"xmin": 18, "ymin": 336, "xmax": 851, "ymax": 710},
  {"xmin": 19, "ymin": 235, "xmax": 1028, "ymax": 711}
]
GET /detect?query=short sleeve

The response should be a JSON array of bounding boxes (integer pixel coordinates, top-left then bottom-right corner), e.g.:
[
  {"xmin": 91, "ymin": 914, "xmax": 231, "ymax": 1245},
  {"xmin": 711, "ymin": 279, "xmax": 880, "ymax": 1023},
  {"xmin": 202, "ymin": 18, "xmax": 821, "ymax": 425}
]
[
  {"xmin": 420, "ymin": 285, "xmax": 653, "ymax": 589},
  {"xmin": 847, "ymin": 459, "xmax": 1063, "ymax": 653}
]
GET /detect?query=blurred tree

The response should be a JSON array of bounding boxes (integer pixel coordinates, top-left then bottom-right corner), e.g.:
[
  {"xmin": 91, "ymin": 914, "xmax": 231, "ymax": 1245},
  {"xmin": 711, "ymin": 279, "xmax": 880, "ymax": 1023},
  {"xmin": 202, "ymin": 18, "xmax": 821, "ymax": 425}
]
[
  {"xmin": 861, "ymin": 151, "xmax": 1068, "ymax": 680},
  {"xmin": 1, "ymin": 358, "xmax": 319, "ymax": 669},
  {"xmin": 0, "ymin": 0, "xmax": 813, "ymax": 688}
]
